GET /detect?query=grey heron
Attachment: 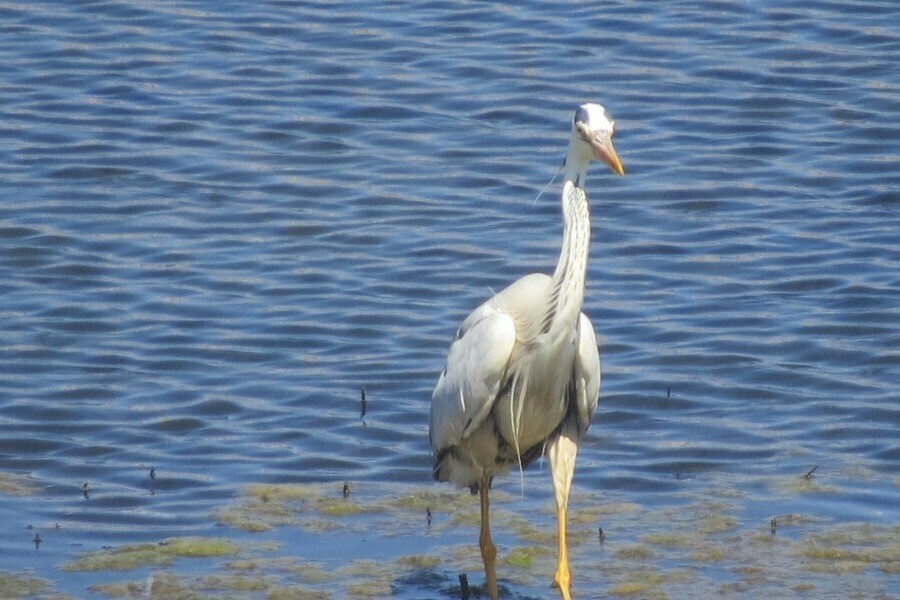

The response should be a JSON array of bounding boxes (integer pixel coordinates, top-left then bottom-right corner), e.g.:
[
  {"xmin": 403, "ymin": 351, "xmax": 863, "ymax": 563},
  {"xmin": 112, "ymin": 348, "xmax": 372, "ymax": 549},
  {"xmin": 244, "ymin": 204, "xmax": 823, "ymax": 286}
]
[{"xmin": 429, "ymin": 103, "xmax": 624, "ymax": 600}]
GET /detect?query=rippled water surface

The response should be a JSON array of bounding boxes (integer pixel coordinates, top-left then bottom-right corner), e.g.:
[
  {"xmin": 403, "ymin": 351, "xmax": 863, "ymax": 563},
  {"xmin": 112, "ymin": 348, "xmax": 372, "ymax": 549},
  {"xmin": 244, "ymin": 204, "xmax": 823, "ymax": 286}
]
[{"xmin": 0, "ymin": 1, "xmax": 897, "ymax": 598}]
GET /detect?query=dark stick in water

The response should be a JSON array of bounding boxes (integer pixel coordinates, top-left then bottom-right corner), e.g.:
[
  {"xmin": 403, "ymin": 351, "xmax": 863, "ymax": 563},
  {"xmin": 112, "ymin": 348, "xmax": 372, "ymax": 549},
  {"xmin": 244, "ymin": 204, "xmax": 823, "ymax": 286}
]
[{"xmin": 458, "ymin": 573, "xmax": 470, "ymax": 600}]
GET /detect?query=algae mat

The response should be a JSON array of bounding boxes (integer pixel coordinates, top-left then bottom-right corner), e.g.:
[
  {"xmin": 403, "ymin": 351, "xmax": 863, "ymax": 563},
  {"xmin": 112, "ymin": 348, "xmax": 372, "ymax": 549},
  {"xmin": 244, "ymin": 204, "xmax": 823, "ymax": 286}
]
[{"xmin": 8, "ymin": 471, "xmax": 896, "ymax": 599}]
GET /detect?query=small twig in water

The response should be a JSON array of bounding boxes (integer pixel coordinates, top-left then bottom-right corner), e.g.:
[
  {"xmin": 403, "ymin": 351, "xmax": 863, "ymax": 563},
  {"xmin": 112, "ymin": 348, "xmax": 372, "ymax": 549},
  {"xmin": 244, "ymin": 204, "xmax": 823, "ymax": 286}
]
[
  {"xmin": 458, "ymin": 573, "xmax": 470, "ymax": 600},
  {"xmin": 360, "ymin": 387, "xmax": 367, "ymax": 419},
  {"xmin": 803, "ymin": 465, "xmax": 819, "ymax": 480}
]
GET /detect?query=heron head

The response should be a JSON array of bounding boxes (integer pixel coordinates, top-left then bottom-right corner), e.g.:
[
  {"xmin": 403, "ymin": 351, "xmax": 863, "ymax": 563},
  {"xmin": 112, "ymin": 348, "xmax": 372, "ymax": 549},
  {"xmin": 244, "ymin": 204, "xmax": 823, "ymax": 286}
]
[{"xmin": 572, "ymin": 103, "xmax": 624, "ymax": 176}]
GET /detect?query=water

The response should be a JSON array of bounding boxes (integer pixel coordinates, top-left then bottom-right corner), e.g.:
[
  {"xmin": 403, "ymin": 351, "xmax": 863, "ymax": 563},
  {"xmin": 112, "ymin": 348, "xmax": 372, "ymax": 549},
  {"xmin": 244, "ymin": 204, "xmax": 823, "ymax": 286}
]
[{"xmin": 0, "ymin": 1, "xmax": 897, "ymax": 598}]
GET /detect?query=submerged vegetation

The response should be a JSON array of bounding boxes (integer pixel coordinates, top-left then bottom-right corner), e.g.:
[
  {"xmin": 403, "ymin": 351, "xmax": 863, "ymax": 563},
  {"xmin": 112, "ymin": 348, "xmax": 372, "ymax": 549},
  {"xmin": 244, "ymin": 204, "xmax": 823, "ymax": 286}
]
[
  {"xmin": 2, "ymin": 471, "xmax": 896, "ymax": 598},
  {"xmin": 62, "ymin": 537, "xmax": 241, "ymax": 572},
  {"xmin": 0, "ymin": 471, "xmax": 41, "ymax": 496},
  {"xmin": 797, "ymin": 522, "xmax": 900, "ymax": 575},
  {"xmin": 0, "ymin": 572, "xmax": 51, "ymax": 599}
]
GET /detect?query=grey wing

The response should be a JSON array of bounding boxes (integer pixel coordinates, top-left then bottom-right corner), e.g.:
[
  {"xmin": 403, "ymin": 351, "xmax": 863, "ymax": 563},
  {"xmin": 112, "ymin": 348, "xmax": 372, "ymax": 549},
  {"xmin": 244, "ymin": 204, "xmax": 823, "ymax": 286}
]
[
  {"xmin": 572, "ymin": 311, "xmax": 601, "ymax": 437},
  {"xmin": 429, "ymin": 305, "xmax": 516, "ymax": 456}
]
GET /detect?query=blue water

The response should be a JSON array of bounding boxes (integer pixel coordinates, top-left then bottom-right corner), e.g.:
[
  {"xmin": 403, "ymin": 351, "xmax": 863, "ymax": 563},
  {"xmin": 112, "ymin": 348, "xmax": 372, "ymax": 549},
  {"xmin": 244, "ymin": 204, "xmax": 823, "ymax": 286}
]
[{"xmin": 0, "ymin": 1, "xmax": 897, "ymax": 597}]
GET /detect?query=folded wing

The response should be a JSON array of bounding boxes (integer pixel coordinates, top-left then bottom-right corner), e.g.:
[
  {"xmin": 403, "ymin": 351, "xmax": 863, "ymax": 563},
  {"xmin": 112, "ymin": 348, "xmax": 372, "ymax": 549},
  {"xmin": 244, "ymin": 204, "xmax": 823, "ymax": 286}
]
[
  {"xmin": 429, "ymin": 306, "xmax": 516, "ymax": 455},
  {"xmin": 572, "ymin": 312, "xmax": 601, "ymax": 437}
]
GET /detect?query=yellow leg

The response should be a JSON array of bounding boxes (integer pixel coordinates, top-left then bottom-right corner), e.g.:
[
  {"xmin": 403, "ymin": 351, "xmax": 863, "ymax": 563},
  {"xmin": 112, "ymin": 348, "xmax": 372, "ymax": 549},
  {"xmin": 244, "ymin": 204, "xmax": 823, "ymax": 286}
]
[
  {"xmin": 548, "ymin": 433, "xmax": 578, "ymax": 600},
  {"xmin": 553, "ymin": 502, "xmax": 572, "ymax": 600},
  {"xmin": 479, "ymin": 476, "xmax": 499, "ymax": 600}
]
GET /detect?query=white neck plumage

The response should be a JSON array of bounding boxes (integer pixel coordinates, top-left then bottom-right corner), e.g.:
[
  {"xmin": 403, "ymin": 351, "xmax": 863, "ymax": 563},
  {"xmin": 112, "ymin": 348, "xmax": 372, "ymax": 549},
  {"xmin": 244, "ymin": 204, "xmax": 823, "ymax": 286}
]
[
  {"xmin": 542, "ymin": 146, "xmax": 592, "ymax": 337},
  {"xmin": 561, "ymin": 134, "xmax": 594, "ymax": 188}
]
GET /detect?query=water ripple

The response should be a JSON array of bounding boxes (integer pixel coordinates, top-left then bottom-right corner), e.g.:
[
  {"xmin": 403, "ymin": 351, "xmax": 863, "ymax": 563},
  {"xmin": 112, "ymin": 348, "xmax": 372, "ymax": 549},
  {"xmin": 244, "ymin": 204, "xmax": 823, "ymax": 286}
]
[{"xmin": 0, "ymin": 0, "xmax": 897, "ymax": 597}]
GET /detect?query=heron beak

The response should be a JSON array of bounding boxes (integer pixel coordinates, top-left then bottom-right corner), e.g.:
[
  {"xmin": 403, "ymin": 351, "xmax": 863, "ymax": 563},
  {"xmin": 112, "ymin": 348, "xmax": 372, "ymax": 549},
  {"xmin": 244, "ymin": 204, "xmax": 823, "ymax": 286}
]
[{"xmin": 590, "ymin": 134, "xmax": 624, "ymax": 176}]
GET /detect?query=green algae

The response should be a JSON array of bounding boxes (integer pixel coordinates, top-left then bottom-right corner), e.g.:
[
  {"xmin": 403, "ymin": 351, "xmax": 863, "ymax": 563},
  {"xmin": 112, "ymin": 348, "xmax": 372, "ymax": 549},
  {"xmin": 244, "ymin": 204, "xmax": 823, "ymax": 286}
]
[
  {"xmin": 336, "ymin": 560, "xmax": 394, "ymax": 599},
  {"xmin": 642, "ymin": 522, "xmax": 731, "ymax": 564},
  {"xmin": 264, "ymin": 558, "xmax": 335, "ymax": 583},
  {"xmin": 386, "ymin": 487, "xmax": 472, "ymax": 512},
  {"xmin": 503, "ymin": 545, "xmax": 551, "ymax": 569},
  {"xmin": 696, "ymin": 513, "xmax": 737, "ymax": 535},
  {"xmin": 335, "ymin": 560, "xmax": 389, "ymax": 579},
  {"xmin": 217, "ymin": 484, "xmax": 325, "ymax": 532},
  {"xmin": 246, "ymin": 484, "xmax": 322, "ymax": 502},
  {"xmin": 566, "ymin": 506, "xmax": 604, "ymax": 525},
  {"xmin": 689, "ymin": 543, "xmax": 727, "ymax": 562},
  {"xmin": 0, "ymin": 572, "xmax": 49, "ymax": 598},
  {"xmin": 267, "ymin": 588, "xmax": 331, "ymax": 600},
  {"xmin": 604, "ymin": 566, "xmax": 697, "ymax": 600},
  {"xmin": 314, "ymin": 497, "xmax": 382, "ymax": 517},
  {"xmin": 642, "ymin": 532, "xmax": 694, "ymax": 548},
  {"xmin": 89, "ymin": 572, "xmax": 203, "ymax": 599},
  {"xmin": 88, "ymin": 570, "xmax": 329, "ymax": 600},
  {"xmin": 796, "ymin": 522, "xmax": 900, "ymax": 575},
  {"xmin": 281, "ymin": 563, "xmax": 334, "ymax": 584},
  {"xmin": 218, "ymin": 483, "xmax": 391, "ymax": 533},
  {"xmin": 66, "ymin": 545, "xmax": 176, "ymax": 571},
  {"xmin": 607, "ymin": 570, "xmax": 669, "ymax": 599},
  {"xmin": 613, "ymin": 544, "xmax": 654, "ymax": 560},
  {"xmin": 304, "ymin": 516, "xmax": 347, "ymax": 533},
  {"xmin": 396, "ymin": 554, "xmax": 441, "ymax": 569},
  {"xmin": 509, "ymin": 516, "xmax": 554, "ymax": 545},
  {"xmin": 307, "ymin": 482, "xmax": 895, "ymax": 598},
  {"xmin": 53, "ymin": 478, "xmax": 898, "ymax": 600},
  {"xmin": 225, "ymin": 558, "xmax": 333, "ymax": 584},
  {"xmin": 772, "ymin": 473, "xmax": 839, "ymax": 495},
  {"xmin": 87, "ymin": 560, "xmax": 339, "ymax": 600},
  {"xmin": 593, "ymin": 501, "xmax": 642, "ymax": 516},
  {"xmin": 345, "ymin": 580, "xmax": 392, "ymax": 598},
  {"xmin": 608, "ymin": 581, "xmax": 665, "ymax": 598},
  {"xmin": 0, "ymin": 471, "xmax": 41, "ymax": 496},
  {"xmin": 166, "ymin": 537, "xmax": 242, "ymax": 558},
  {"xmin": 62, "ymin": 537, "xmax": 240, "ymax": 572},
  {"xmin": 200, "ymin": 574, "xmax": 271, "ymax": 592},
  {"xmin": 448, "ymin": 506, "xmax": 482, "ymax": 526},
  {"xmin": 792, "ymin": 582, "xmax": 816, "ymax": 593}
]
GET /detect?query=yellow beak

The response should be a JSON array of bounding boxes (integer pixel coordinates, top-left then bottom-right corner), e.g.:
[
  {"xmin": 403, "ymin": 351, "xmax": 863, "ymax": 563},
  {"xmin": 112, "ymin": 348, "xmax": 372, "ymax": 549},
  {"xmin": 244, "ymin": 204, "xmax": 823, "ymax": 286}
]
[{"xmin": 590, "ymin": 135, "xmax": 625, "ymax": 176}]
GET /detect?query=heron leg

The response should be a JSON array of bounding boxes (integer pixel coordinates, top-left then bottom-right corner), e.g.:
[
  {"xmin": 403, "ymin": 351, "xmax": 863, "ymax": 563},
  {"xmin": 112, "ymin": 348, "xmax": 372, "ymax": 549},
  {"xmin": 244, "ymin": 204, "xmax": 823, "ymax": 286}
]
[
  {"xmin": 478, "ymin": 475, "xmax": 499, "ymax": 600},
  {"xmin": 548, "ymin": 433, "xmax": 578, "ymax": 600},
  {"xmin": 554, "ymin": 501, "xmax": 572, "ymax": 600}
]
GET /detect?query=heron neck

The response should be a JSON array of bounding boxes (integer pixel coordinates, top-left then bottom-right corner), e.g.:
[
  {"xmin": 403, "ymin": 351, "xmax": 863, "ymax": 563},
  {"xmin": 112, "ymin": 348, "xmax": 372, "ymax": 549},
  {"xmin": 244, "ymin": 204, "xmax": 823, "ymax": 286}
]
[
  {"xmin": 562, "ymin": 137, "xmax": 591, "ymax": 187},
  {"xmin": 543, "ymin": 181, "xmax": 590, "ymax": 336}
]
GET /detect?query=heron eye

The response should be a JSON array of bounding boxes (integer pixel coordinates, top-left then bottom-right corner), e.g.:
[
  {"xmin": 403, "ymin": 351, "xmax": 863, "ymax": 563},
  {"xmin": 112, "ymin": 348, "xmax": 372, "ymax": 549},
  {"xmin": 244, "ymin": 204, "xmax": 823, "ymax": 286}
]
[{"xmin": 575, "ymin": 123, "xmax": 591, "ymax": 142}]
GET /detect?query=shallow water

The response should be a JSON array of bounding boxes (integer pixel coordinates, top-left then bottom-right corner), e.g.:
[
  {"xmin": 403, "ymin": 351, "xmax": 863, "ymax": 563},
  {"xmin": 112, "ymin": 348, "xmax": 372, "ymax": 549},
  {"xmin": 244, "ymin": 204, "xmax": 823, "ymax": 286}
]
[{"xmin": 0, "ymin": 1, "xmax": 897, "ymax": 598}]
